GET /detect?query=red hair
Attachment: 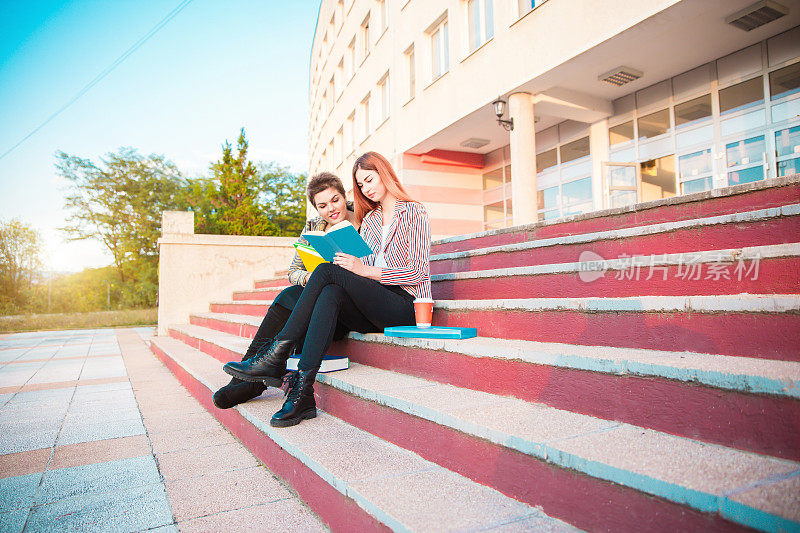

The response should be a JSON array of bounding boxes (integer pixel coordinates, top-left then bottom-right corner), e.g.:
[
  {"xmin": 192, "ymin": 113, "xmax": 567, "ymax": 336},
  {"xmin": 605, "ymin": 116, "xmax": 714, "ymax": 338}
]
[{"xmin": 351, "ymin": 152, "xmax": 417, "ymax": 224}]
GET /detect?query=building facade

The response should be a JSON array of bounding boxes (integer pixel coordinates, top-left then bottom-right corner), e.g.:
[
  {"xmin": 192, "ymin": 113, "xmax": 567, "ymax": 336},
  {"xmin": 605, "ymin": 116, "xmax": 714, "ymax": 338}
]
[{"xmin": 308, "ymin": 0, "xmax": 800, "ymax": 238}]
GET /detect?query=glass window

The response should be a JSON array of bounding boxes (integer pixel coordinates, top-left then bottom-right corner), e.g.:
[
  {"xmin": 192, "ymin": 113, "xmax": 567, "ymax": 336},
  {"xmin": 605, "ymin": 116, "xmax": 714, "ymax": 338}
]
[
  {"xmin": 728, "ymin": 165, "xmax": 764, "ymax": 186},
  {"xmin": 719, "ymin": 77, "xmax": 764, "ymax": 114},
  {"xmin": 562, "ymin": 177, "xmax": 592, "ymax": 206},
  {"xmin": 771, "ymin": 97, "xmax": 800, "ymax": 123},
  {"xmin": 537, "ymin": 186, "xmax": 559, "ymax": 210},
  {"xmin": 482, "ymin": 168, "xmax": 504, "ymax": 189},
  {"xmin": 431, "ymin": 20, "xmax": 449, "ymax": 79},
  {"xmin": 769, "ymin": 62, "xmax": 800, "ymax": 101},
  {"xmin": 609, "ymin": 121, "xmax": 634, "ymax": 146},
  {"xmin": 681, "ymin": 176, "xmax": 713, "ymax": 194},
  {"xmin": 726, "ymin": 136, "xmax": 766, "ymax": 167},
  {"xmin": 679, "ymin": 149, "xmax": 712, "ymax": 178},
  {"xmin": 563, "ymin": 201, "xmax": 592, "ymax": 217},
  {"xmin": 483, "ymin": 203, "xmax": 504, "ymax": 222},
  {"xmin": 536, "ymin": 148, "xmax": 557, "ymax": 173},
  {"xmin": 675, "ymin": 94, "xmax": 712, "ymax": 127},
  {"xmin": 610, "ymin": 190, "xmax": 636, "ymax": 208},
  {"xmin": 468, "ymin": 0, "xmax": 493, "ymax": 51},
  {"xmin": 778, "ymin": 157, "xmax": 800, "ymax": 177},
  {"xmin": 609, "ymin": 165, "xmax": 636, "ymax": 187},
  {"xmin": 637, "ymin": 109, "xmax": 670, "ymax": 140},
  {"xmin": 560, "ymin": 136, "xmax": 590, "ymax": 164},
  {"xmin": 537, "ymin": 210, "xmax": 560, "ymax": 221},
  {"xmin": 775, "ymin": 125, "xmax": 800, "ymax": 157}
]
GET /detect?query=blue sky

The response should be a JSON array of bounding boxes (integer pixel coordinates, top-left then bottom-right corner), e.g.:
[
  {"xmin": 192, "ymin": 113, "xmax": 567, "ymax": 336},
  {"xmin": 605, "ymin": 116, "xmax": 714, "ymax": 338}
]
[{"xmin": 0, "ymin": 0, "xmax": 320, "ymax": 272}]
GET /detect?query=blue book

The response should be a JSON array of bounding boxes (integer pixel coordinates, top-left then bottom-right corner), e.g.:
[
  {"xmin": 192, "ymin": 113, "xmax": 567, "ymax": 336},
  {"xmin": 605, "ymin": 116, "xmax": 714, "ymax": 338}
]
[
  {"xmin": 287, "ymin": 354, "xmax": 349, "ymax": 373},
  {"xmin": 303, "ymin": 221, "xmax": 373, "ymax": 262},
  {"xmin": 383, "ymin": 326, "xmax": 478, "ymax": 339}
]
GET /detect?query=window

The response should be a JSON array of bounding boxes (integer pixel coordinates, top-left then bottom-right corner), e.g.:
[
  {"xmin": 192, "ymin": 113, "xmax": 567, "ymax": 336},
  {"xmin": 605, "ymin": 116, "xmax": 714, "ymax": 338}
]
[
  {"xmin": 769, "ymin": 62, "xmax": 800, "ymax": 101},
  {"xmin": 361, "ymin": 94, "xmax": 371, "ymax": 138},
  {"xmin": 726, "ymin": 135, "xmax": 766, "ymax": 186},
  {"xmin": 431, "ymin": 18, "xmax": 449, "ymax": 80},
  {"xmin": 336, "ymin": 1, "xmax": 344, "ymax": 32},
  {"xmin": 518, "ymin": 0, "xmax": 548, "ymax": 16},
  {"xmin": 719, "ymin": 77, "xmax": 763, "ymax": 114},
  {"xmin": 361, "ymin": 14, "xmax": 371, "ymax": 59},
  {"xmin": 406, "ymin": 45, "xmax": 415, "ymax": 100},
  {"xmin": 346, "ymin": 38, "xmax": 355, "ymax": 79},
  {"xmin": 562, "ymin": 177, "xmax": 593, "ymax": 216},
  {"xmin": 537, "ymin": 187, "xmax": 559, "ymax": 220},
  {"xmin": 560, "ymin": 136, "xmax": 590, "ymax": 164},
  {"xmin": 329, "ymin": 77, "xmax": 335, "ymax": 108},
  {"xmin": 679, "ymin": 149, "xmax": 713, "ymax": 194},
  {"xmin": 675, "ymin": 94, "xmax": 712, "ymax": 127},
  {"xmin": 638, "ymin": 109, "xmax": 671, "ymax": 140},
  {"xmin": 337, "ymin": 59, "xmax": 344, "ymax": 97},
  {"xmin": 481, "ymin": 165, "xmax": 512, "ymax": 229},
  {"xmin": 378, "ymin": 73, "xmax": 390, "ymax": 123},
  {"xmin": 347, "ymin": 112, "xmax": 356, "ymax": 154},
  {"xmin": 536, "ymin": 148, "xmax": 557, "ymax": 173},
  {"xmin": 609, "ymin": 121, "xmax": 634, "ymax": 146},
  {"xmin": 467, "ymin": 0, "xmax": 493, "ymax": 52},
  {"xmin": 377, "ymin": 0, "xmax": 388, "ymax": 35},
  {"xmin": 336, "ymin": 127, "xmax": 343, "ymax": 165}
]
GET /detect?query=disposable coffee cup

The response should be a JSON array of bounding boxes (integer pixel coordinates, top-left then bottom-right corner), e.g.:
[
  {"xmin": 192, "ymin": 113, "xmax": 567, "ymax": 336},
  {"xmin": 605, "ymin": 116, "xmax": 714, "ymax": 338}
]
[{"xmin": 413, "ymin": 298, "xmax": 434, "ymax": 328}]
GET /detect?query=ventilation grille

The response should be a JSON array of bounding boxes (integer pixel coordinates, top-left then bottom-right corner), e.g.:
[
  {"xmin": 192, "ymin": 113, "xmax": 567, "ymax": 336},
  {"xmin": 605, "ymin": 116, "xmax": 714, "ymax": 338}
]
[
  {"xmin": 726, "ymin": 0, "xmax": 788, "ymax": 31},
  {"xmin": 460, "ymin": 138, "xmax": 490, "ymax": 149},
  {"xmin": 599, "ymin": 67, "xmax": 643, "ymax": 87}
]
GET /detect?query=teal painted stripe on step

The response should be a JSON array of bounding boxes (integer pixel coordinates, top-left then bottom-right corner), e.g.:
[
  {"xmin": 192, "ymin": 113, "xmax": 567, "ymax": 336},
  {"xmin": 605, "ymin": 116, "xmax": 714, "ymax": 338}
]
[{"xmin": 719, "ymin": 497, "xmax": 800, "ymax": 533}]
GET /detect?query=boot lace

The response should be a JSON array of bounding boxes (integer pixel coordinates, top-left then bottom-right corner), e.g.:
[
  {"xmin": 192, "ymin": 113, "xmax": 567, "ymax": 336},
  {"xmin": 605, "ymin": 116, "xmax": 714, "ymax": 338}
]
[{"xmin": 282, "ymin": 371, "xmax": 301, "ymax": 401}]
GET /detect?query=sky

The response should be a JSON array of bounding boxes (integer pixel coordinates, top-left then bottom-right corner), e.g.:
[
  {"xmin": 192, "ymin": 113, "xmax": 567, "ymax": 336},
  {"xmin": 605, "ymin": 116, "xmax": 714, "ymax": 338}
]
[{"xmin": 0, "ymin": 0, "xmax": 321, "ymax": 272}]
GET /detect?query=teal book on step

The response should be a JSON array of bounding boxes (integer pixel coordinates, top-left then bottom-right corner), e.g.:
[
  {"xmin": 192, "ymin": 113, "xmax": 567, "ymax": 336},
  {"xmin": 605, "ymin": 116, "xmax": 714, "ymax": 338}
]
[
  {"xmin": 383, "ymin": 326, "xmax": 477, "ymax": 339},
  {"xmin": 303, "ymin": 221, "xmax": 373, "ymax": 262}
]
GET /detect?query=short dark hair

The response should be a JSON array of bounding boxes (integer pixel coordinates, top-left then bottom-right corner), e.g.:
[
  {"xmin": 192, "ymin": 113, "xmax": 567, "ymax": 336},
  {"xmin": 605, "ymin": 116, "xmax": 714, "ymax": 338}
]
[{"xmin": 307, "ymin": 172, "xmax": 346, "ymax": 206}]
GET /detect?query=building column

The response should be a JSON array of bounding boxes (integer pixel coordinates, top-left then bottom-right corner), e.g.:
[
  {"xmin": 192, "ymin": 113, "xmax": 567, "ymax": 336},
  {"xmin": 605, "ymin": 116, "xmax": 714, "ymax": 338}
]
[
  {"xmin": 589, "ymin": 119, "xmax": 610, "ymax": 211},
  {"xmin": 509, "ymin": 92, "xmax": 537, "ymax": 226}
]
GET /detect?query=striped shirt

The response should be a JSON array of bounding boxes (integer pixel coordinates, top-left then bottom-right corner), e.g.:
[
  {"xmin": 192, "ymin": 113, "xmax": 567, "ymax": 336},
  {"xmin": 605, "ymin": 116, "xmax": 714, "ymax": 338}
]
[
  {"xmin": 287, "ymin": 204, "xmax": 354, "ymax": 286},
  {"xmin": 361, "ymin": 200, "xmax": 431, "ymax": 300}
]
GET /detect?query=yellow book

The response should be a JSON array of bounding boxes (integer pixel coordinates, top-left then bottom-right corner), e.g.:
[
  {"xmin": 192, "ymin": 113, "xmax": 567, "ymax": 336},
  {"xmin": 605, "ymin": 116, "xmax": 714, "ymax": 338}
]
[{"xmin": 294, "ymin": 242, "xmax": 328, "ymax": 273}]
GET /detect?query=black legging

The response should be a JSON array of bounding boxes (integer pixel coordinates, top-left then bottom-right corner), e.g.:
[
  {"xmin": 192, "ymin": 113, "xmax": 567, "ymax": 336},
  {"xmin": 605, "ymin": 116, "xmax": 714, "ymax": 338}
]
[
  {"xmin": 246, "ymin": 284, "xmax": 349, "ymax": 359},
  {"xmin": 275, "ymin": 262, "xmax": 415, "ymax": 371}
]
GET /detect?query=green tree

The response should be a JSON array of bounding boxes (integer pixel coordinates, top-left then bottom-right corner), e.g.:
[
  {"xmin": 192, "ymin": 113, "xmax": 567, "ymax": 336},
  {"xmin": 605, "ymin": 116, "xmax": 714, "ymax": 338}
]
[
  {"xmin": 57, "ymin": 148, "xmax": 187, "ymax": 307},
  {"xmin": 208, "ymin": 128, "xmax": 278, "ymax": 236},
  {"xmin": 258, "ymin": 161, "xmax": 307, "ymax": 236},
  {"xmin": 0, "ymin": 218, "xmax": 44, "ymax": 314}
]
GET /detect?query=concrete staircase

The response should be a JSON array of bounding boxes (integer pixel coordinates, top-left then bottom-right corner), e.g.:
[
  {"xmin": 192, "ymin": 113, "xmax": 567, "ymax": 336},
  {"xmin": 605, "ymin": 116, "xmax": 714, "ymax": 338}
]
[{"xmin": 150, "ymin": 175, "xmax": 800, "ymax": 532}]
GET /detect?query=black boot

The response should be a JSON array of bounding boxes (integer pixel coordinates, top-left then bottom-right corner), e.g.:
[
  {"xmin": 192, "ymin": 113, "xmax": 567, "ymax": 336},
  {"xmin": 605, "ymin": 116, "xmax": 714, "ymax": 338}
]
[
  {"xmin": 212, "ymin": 344, "xmax": 270, "ymax": 409},
  {"xmin": 223, "ymin": 339, "xmax": 295, "ymax": 387},
  {"xmin": 270, "ymin": 369, "xmax": 317, "ymax": 427}
]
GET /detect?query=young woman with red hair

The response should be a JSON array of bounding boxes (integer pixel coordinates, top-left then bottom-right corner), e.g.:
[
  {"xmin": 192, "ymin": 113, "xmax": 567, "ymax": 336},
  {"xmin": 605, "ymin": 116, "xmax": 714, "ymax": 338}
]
[{"xmin": 223, "ymin": 152, "xmax": 431, "ymax": 427}]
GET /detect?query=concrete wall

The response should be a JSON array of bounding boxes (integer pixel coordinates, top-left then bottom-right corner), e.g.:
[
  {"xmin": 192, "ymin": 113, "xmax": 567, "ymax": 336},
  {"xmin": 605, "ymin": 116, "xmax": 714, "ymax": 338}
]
[{"xmin": 157, "ymin": 212, "xmax": 296, "ymax": 335}]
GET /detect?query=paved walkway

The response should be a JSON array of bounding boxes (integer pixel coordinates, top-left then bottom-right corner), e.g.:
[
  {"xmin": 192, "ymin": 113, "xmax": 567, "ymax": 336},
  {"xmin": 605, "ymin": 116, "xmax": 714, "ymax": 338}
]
[{"xmin": 0, "ymin": 327, "xmax": 325, "ymax": 532}]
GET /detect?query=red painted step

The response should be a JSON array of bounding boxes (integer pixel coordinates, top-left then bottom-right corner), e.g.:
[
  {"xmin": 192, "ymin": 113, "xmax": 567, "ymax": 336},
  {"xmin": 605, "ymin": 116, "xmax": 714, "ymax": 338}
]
[
  {"xmin": 232, "ymin": 286, "xmax": 290, "ymax": 301},
  {"xmin": 431, "ymin": 216, "xmax": 800, "ymax": 275},
  {"xmin": 432, "ymin": 255, "xmax": 800, "ymax": 299},
  {"xmin": 210, "ymin": 301, "xmax": 271, "ymax": 316},
  {"xmin": 432, "ymin": 178, "xmax": 800, "ymax": 255},
  {"xmin": 254, "ymin": 277, "xmax": 291, "ymax": 289}
]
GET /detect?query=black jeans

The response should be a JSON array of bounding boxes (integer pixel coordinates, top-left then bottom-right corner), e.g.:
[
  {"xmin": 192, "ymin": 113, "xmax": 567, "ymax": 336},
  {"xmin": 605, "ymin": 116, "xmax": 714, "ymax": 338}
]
[
  {"xmin": 276, "ymin": 263, "xmax": 415, "ymax": 371},
  {"xmin": 246, "ymin": 284, "xmax": 349, "ymax": 358}
]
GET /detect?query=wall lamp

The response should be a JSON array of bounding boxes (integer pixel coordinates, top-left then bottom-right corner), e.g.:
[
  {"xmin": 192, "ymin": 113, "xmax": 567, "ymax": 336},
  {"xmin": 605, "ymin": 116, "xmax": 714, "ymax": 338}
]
[{"xmin": 492, "ymin": 98, "xmax": 514, "ymax": 131}]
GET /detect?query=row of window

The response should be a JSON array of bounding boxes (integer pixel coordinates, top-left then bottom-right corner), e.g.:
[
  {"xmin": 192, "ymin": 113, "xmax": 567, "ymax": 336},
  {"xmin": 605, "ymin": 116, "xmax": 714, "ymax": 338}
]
[{"xmin": 311, "ymin": 0, "xmax": 551, "ymax": 166}]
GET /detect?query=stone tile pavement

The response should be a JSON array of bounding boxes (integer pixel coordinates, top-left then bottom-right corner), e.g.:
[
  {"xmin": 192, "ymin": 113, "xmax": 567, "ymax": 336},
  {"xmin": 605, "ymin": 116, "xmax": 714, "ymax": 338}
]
[{"xmin": 0, "ymin": 327, "xmax": 325, "ymax": 532}]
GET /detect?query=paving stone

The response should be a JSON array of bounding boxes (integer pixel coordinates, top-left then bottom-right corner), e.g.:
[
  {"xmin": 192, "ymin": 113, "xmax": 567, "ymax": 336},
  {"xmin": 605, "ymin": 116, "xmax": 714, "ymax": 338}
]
[
  {"xmin": 149, "ymin": 423, "xmax": 236, "ymax": 454},
  {"xmin": 56, "ymin": 418, "xmax": 145, "ymax": 446},
  {"xmin": 35, "ymin": 455, "xmax": 161, "ymax": 505},
  {"xmin": 25, "ymin": 483, "xmax": 173, "ymax": 532},
  {"xmin": 165, "ymin": 466, "xmax": 291, "ymax": 520},
  {"xmin": 49, "ymin": 435, "xmax": 151, "ymax": 470},
  {"xmin": 157, "ymin": 443, "xmax": 259, "ymax": 481},
  {"xmin": 177, "ymin": 498, "xmax": 325, "ymax": 533},
  {"xmin": 0, "ymin": 508, "xmax": 29, "ymax": 533},
  {"xmin": 0, "ymin": 472, "xmax": 42, "ymax": 511},
  {"xmin": 0, "ymin": 430, "xmax": 60, "ymax": 454}
]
